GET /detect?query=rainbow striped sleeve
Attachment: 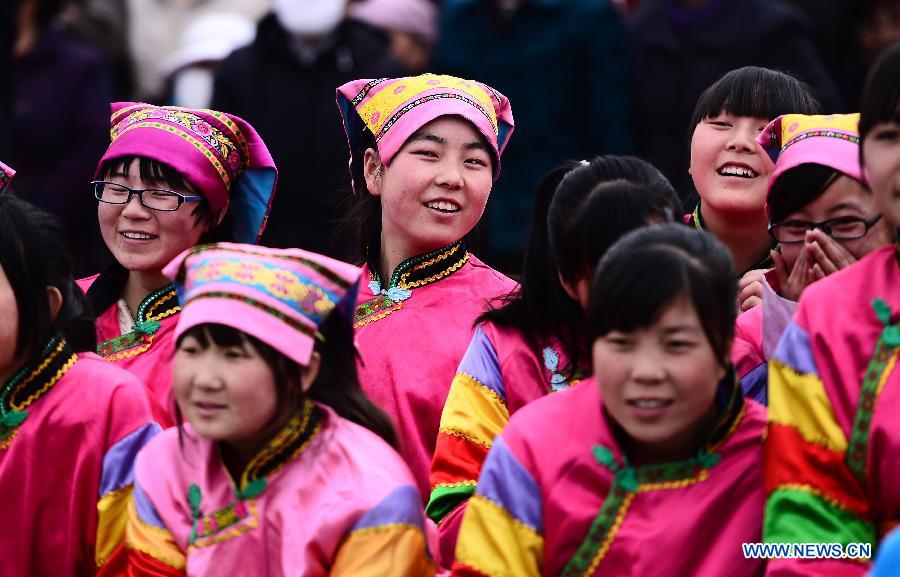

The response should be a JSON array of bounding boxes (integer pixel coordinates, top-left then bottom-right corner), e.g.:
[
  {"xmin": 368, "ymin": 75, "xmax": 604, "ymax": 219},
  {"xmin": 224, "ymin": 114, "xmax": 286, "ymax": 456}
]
[
  {"xmin": 452, "ymin": 436, "xmax": 543, "ymax": 577},
  {"xmin": 764, "ymin": 320, "xmax": 875, "ymax": 550},
  {"xmin": 95, "ymin": 422, "xmax": 162, "ymax": 570},
  {"xmin": 115, "ymin": 479, "xmax": 186, "ymax": 576},
  {"xmin": 331, "ymin": 485, "xmax": 436, "ymax": 577},
  {"xmin": 428, "ymin": 327, "xmax": 510, "ymax": 525}
]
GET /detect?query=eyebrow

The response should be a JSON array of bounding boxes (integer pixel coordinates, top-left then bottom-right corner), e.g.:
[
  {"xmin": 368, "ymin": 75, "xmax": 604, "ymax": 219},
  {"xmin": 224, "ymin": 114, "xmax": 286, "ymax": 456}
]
[
  {"xmin": 661, "ymin": 325, "xmax": 700, "ymax": 335},
  {"xmin": 406, "ymin": 130, "xmax": 491, "ymax": 153},
  {"xmin": 825, "ymin": 202, "xmax": 865, "ymax": 216}
]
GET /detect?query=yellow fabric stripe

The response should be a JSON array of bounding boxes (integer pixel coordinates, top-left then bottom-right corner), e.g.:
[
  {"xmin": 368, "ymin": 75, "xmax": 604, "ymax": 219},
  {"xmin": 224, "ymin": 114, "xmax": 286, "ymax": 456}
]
[
  {"xmin": 96, "ymin": 485, "xmax": 132, "ymax": 566},
  {"xmin": 124, "ymin": 498, "xmax": 186, "ymax": 570},
  {"xmin": 330, "ymin": 524, "xmax": 435, "ymax": 577},
  {"xmin": 455, "ymin": 495, "xmax": 543, "ymax": 577},
  {"xmin": 769, "ymin": 359, "xmax": 847, "ymax": 451},
  {"xmin": 439, "ymin": 373, "xmax": 510, "ymax": 450}
]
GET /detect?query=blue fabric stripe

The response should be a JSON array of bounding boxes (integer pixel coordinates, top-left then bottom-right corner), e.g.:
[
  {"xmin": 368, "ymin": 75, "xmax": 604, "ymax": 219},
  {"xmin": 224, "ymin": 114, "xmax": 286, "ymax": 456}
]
[
  {"xmin": 457, "ymin": 326, "xmax": 506, "ymax": 401},
  {"xmin": 475, "ymin": 436, "xmax": 542, "ymax": 532},
  {"xmin": 740, "ymin": 363, "xmax": 768, "ymax": 405},
  {"xmin": 351, "ymin": 485, "xmax": 425, "ymax": 531},
  {"xmin": 99, "ymin": 422, "xmax": 162, "ymax": 497},
  {"xmin": 133, "ymin": 479, "xmax": 167, "ymax": 529},
  {"xmin": 772, "ymin": 321, "xmax": 818, "ymax": 377}
]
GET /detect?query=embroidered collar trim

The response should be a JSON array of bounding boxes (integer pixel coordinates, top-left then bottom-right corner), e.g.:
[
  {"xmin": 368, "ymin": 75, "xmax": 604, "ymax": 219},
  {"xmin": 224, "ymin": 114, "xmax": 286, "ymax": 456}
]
[
  {"xmin": 691, "ymin": 202, "xmax": 774, "ymax": 274},
  {"xmin": 97, "ymin": 283, "xmax": 180, "ymax": 360}
]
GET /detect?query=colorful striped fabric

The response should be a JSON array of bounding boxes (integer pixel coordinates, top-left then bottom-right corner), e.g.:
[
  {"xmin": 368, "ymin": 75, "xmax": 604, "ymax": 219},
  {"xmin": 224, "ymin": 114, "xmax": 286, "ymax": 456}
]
[
  {"xmin": 427, "ymin": 323, "xmax": 582, "ymax": 565},
  {"xmin": 763, "ymin": 246, "xmax": 900, "ymax": 576}
]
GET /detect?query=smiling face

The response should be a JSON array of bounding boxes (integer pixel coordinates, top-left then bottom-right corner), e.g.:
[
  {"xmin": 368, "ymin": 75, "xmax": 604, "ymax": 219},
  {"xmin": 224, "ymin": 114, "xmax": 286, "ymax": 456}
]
[
  {"xmin": 174, "ymin": 332, "xmax": 282, "ymax": 456},
  {"xmin": 689, "ymin": 114, "xmax": 774, "ymax": 217},
  {"xmin": 593, "ymin": 294, "xmax": 726, "ymax": 465},
  {"xmin": 364, "ymin": 116, "xmax": 494, "ymax": 259},
  {"xmin": 778, "ymin": 174, "xmax": 892, "ymax": 271},
  {"xmin": 98, "ymin": 161, "xmax": 208, "ymax": 275},
  {"xmin": 863, "ymin": 122, "xmax": 900, "ymax": 227}
]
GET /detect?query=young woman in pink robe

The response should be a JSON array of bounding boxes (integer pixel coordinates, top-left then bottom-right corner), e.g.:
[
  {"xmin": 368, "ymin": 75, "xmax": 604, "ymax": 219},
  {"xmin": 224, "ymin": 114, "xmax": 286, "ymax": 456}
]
[
  {"xmin": 336, "ymin": 74, "xmax": 518, "ymax": 498},
  {"xmin": 454, "ymin": 224, "xmax": 767, "ymax": 577},
  {"xmin": 0, "ymin": 193, "xmax": 162, "ymax": 575},
  {"xmin": 80, "ymin": 103, "xmax": 277, "ymax": 416}
]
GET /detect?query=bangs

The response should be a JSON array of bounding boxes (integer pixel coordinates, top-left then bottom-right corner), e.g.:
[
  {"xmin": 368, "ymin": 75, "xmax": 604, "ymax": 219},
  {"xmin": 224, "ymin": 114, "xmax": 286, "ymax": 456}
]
[
  {"xmin": 177, "ymin": 323, "xmax": 257, "ymax": 351},
  {"xmin": 689, "ymin": 66, "xmax": 821, "ymax": 129},
  {"xmin": 99, "ymin": 155, "xmax": 190, "ymax": 192},
  {"xmin": 860, "ymin": 45, "xmax": 900, "ymax": 139}
]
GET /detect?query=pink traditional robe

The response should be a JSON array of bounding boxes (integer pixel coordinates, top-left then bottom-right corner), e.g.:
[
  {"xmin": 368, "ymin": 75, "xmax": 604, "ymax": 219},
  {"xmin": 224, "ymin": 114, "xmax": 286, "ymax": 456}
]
[
  {"xmin": 353, "ymin": 241, "xmax": 517, "ymax": 499},
  {"xmin": 119, "ymin": 402, "xmax": 436, "ymax": 576},
  {"xmin": 427, "ymin": 321, "xmax": 585, "ymax": 564},
  {"xmin": 0, "ymin": 337, "xmax": 162, "ymax": 576},
  {"xmin": 764, "ymin": 245, "xmax": 900, "ymax": 576},
  {"xmin": 453, "ymin": 377, "xmax": 767, "ymax": 577},
  {"xmin": 79, "ymin": 270, "xmax": 180, "ymax": 421}
]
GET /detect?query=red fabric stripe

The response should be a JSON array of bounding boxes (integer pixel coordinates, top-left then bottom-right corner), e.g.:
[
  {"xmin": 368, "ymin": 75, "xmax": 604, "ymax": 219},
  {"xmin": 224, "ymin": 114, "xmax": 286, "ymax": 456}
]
[
  {"xmin": 765, "ymin": 423, "xmax": 869, "ymax": 515},
  {"xmin": 451, "ymin": 561, "xmax": 491, "ymax": 577},
  {"xmin": 430, "ymin": 432, "xmax": 490, "ymax": 490},
  {"xmin": 118, "ymin": 547, "xmax": 185, "ymax": 577}
]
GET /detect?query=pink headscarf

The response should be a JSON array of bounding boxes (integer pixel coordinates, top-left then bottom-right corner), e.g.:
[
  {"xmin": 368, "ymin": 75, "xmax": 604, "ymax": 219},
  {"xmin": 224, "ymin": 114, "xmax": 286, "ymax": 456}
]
[
  {"xmin": 0, "ymin": 161, "xmax": 14, "ymax": 196},
  {"xmin": 96, "ymin": 103, "xmax": 277, "ymax": 243},
  {"xmin": 336, "ymin": 73, "xmax": 514, "ymax": 193},
  {"xmin": 164, "ymin": 243, "xmax": 362, "ymax": 366}
]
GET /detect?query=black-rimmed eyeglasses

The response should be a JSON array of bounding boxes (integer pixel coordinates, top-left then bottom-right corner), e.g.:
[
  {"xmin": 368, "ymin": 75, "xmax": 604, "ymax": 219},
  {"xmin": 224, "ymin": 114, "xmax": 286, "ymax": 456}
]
[
  {"xmin": 92, "ymin": 180, "xmax": 203, "ymax": 212},
  {"xmin": 768, "ymin": 214, "xmax": 884, "ymax": 244}
]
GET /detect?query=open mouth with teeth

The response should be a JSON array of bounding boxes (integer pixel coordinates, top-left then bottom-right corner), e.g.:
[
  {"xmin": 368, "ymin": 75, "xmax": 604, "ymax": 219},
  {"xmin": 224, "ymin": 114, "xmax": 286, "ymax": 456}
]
[
  {"xmin": 626, "ymin": 398, "xmax": 673, "ymax": 410},
  {"xmin": 717, "ymin": 164, "xmax": 759, "ymax": 179},
  {"xmin": 424, "ymin": 200, "xmax": 461, "ymax": 214},
  {"xmin": 120, "ymin": 231, "xmax": 157, "ymax": 240}
]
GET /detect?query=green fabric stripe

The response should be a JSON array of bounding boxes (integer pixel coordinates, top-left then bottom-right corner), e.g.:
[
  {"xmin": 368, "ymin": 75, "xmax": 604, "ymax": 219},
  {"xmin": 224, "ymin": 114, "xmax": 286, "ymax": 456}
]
[
  {"xmin": 426, "ymin": 483, "xmax": 476, "ymax": 524},
  {"xmin": 764, "ymin": 488, "xmax": 876, "ymax": 547}
]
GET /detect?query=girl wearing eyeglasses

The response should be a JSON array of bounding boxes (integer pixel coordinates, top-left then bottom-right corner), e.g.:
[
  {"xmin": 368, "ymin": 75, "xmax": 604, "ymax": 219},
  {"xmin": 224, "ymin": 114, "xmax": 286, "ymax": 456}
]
[
  {"xmin": 79, "ymin": 103, "xmax": 277, "ymax": 420},
  {"xmin": 732, "ymin": 113, "xmax": 893, "ymax": 404}
]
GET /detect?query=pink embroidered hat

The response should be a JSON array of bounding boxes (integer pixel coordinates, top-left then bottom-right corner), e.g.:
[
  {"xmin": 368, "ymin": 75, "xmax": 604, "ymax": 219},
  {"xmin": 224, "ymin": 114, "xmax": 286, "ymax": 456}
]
[
  {"xmin": 336, "ymin": 73, "xmax": 514, "ymax": 193},
  {"xmin": 0, "ymin": 161, "xmax": 14, "ymax": 195},
  {"xmin": 96, "ymin": 103, "xmax": 277, "ymax": 243},
  {"xmin": 758, "ymin": 113, "xmax": 863, "ymax": 197},
  {"xmin": 164, "ymin": 243, "xmax": 362, "ymax": 366}
]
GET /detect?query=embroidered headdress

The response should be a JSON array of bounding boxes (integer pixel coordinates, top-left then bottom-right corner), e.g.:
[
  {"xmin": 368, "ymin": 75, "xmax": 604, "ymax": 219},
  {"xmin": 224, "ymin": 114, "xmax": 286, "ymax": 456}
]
[
  {"xmin": 336, "ymin": 73, "xmax": 514, "ymax": 193},
  {"xmin": 758, "ymin": 113, "xmax": 863, "ymax": 194},
  {"xmin": 96, "ymin": 103, "xmax": 277, "ymax": 243},
  {"xmin": 164, "ymin": 243, "xmax": 362, "ymax": 366},
  {"xmin": 0, "ymin": 161, "xmax": 15, "ymax": 196}
]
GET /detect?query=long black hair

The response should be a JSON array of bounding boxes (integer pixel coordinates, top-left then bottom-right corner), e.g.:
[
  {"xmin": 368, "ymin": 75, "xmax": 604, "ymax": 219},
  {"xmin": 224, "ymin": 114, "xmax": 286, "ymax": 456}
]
[
  {"xmin": 767, "ymin": 164, "xmax": 849, "ymax": 225},
  {"xmin": 588, "ymin": 224, "xmax": 738, "ymax": 367},
  {"xmin": 0, "ymin": 195, "xmax": 97, "ymax": 356},
  {"xmin": 479, "ymin": 156, "xmax": 680, "ymax": 372},
  {"xmin": 175, "ymin": 311, "xmax": 397, "ymax": 448}
]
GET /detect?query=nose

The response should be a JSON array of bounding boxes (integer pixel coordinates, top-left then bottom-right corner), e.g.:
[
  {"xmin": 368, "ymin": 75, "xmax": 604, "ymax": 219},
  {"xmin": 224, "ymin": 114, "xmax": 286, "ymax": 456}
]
[
  {"xmin": 435, "ymin": 159, "xmax": 464, "ymax": 190},
  {"xmin": 630, "ymin": 350, "xmax": 666, "ymax": 384},
  {"xmin": 120, "ymin": 193, "xmax": 152, "ymax": 219},
  {"xmin": 191, "ymin": 358, "xmax": 225, "ymax": 391},
  {"xmin": 726, "ymin": 125, "xmax": 756, "ymax": 153}
]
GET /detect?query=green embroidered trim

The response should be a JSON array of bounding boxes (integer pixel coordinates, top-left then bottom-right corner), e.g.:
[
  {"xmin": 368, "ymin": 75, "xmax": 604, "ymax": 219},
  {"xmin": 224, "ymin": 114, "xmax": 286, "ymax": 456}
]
[
  {"xmin": 354, "ymin": 240, "xmax": 468, "ymax": 327},
  {"xmin": 97, "ymin": 284, "xmax": 180, "ymax": 357},
  {"xmin": 187, "ymin": 483, "xmax": 255, "ymax": 546},
  {"xmin": 0, "ymin": 336, "xmax": 77, "ymax": 446},
  {"xmin": 845, "ymin": 299, "xmax": 899, "ymax": 483}
]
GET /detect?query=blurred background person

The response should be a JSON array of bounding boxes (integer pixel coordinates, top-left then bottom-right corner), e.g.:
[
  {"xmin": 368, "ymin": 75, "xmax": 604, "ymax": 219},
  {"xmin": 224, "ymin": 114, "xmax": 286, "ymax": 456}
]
[
  {"xmin": 629, "ymin": 0, "xmax": 842, "ymax": 206},
  {"xmin": 162, "ymin": 11, "xmax": 255, "ymax": 108},
  {"xmin": 433, "ymin": 0, "xmax": 635, "ymax": 274},
  {"xmin": 350, "ymin": 0, "xmax": 438, "ymax": 73},
  {"xmin": 13, "ymin": 0, "xmax": 114, "ymax": 277},
  {"xmin": 211, "ymin": 0, "xmax": 406, "ymax": 260}
]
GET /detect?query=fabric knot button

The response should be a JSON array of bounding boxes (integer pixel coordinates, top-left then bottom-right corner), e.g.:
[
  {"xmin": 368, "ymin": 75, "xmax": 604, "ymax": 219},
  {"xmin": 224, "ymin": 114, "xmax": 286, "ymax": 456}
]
[
  {"xmin": 385, "ymin": 286, "xmax": 412, "ymax": 302},
  {"xmin": 136, "ymin": 320, "xmax": 162, "ymax": 335}
]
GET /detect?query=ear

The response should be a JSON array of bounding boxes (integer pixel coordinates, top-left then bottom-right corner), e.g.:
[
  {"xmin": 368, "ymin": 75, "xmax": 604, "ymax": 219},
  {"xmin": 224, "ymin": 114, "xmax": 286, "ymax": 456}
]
[
  {"xmin": 557, "ymin": 270, "xmax": 580, "ymax": 302},
  {"xmin": 763, "ymin": 203, "xmax": 771, "ymax": 221},
  {"xmin": 362, "ymin": 148, "xmax": 384, "ymax": 197},
  {"xmin": 299, "ymin": 351, "xmax": 321, "ymax": 394},
  {"xmin": 46, "ymin": 286, "xmax": 63, "ymax": 325}
]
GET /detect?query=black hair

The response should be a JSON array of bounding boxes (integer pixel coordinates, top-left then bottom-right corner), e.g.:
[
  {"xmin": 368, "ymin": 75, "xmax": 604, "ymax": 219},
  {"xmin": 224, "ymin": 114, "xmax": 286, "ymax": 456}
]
[
  {"xmin": 767, "ymin": 164, "xmax": 850, "ymax": 224},
  {"xmin": 98, "ymin": 155, "xmax": 217, "ymax": 232},
  {"xmin": 688, "ymin": 67, "xmax": 822, "ymax": 133},
  {"xmin": 859, "ymin": 43, "xmax": 900, "ymax": 144},
  {"xmin": 175, "ymin": 312, "xmax": 397, "ymax": 448},
  {"xmin": 0, "ymin": 195, "xmax": 97, "ymax": 356},
  {"xmin": 587, "ymin": 224, "xmax": 737, "ymax": 367},
  {"xmin": 479, "ymin": 156, "xmax": 680, "ymax": 372}
]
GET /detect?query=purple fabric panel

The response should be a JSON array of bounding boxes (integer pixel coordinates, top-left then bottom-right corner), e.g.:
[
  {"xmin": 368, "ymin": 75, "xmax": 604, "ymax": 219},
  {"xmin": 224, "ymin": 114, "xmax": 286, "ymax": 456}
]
[
  {"xmin": 133, "ymin": 479, "xmax": 167, "ymax": 530},
  {"xmin": 740, "ymin": 363, "xmax": 768, "ymax": 406},
  {"xmin": 351, "ymin": 485, "xmax": 425, "ymax": 531},
  {"xmin": 99, "ymin": 422, "xmax": 162, "ymax": 497},
  {"xmin": 772, "ymin": 321, "xmax": 819, "ymax": 377},
  {"xmin": 457, "ymin": 326, "xmax": 506, "ymax": 401},
  {"xmin": 474, "ymin": 436, "xmax": 542, "ymax": 532}
]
